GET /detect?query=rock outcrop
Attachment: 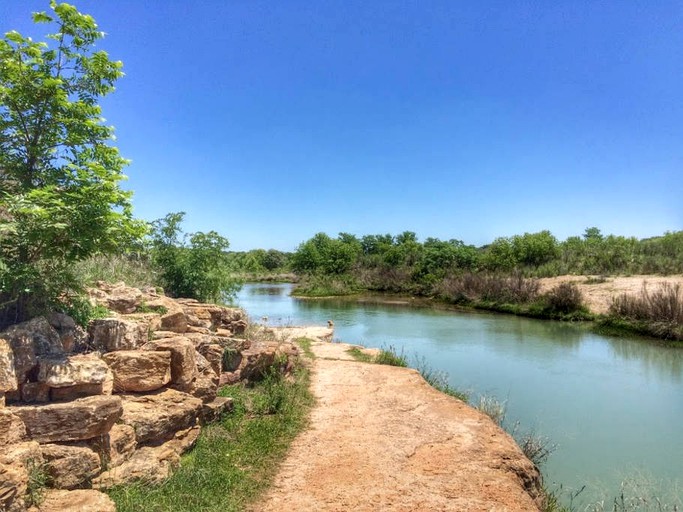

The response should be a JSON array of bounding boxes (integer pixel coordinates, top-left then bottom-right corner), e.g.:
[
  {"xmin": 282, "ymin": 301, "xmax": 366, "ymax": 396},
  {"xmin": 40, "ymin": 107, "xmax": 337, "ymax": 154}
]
[{"xmin": 0, "ymin": 282, "xmax": 297, "ymax": 511}]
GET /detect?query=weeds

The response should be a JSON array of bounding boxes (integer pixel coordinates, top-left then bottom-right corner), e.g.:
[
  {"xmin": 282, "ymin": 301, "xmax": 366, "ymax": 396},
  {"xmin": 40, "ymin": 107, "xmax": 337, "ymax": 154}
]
[
  {"xmin": 294, "ymin": 337, "xmax": 315, "ymax": 359},
  {"xmin": 346, "ymin": 346, "xmax": 375, "ymax": 363},
  {"xmin": 25, "ymin": 459, "xmax": 48, "ymax": 507},
  {"xmin": 414, "ymin": 356, "xmax": 469, "ymax": 401},
  {"xmin": 374, "ymin": 345, "xmax": 408, "ymax": 367},
  {"xmin": 108, "ymin": 361, "xmax": 314, "ymax": 512},
  {"xmin": 608, "ymin": 283, "xmax": 683, "ymax": 341},
  {"xmin": 477, "ymin": 394, "xmax": 507, "ymax": 427},
  {"xmin": 73, "ymin": 254, "xmax": 156, "ymax": 289}
]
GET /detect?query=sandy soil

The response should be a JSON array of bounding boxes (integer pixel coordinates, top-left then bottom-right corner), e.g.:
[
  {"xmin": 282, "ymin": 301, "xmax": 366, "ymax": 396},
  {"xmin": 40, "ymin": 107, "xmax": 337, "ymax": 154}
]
[
  {"xmin": 538, "ymin": 275, "xmax": 683, "ymax": 314},
  {"xmin": 255, "ymin": 334, "xmax": 542, "ymax": 512}
]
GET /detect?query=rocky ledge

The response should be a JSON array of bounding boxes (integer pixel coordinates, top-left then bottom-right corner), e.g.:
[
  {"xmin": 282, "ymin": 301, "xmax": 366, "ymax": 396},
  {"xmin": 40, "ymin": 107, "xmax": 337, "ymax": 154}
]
[{"xmin": 0, "ymin": 282, "xmax": 302, "ymax": 512}]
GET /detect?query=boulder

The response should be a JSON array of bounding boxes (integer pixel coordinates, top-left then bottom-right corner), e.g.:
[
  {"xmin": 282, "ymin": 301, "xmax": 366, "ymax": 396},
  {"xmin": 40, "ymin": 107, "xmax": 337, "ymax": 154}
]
[
  {"xmin": 36, "ymin": 489, "xmax": 116, "ymax": 512},
  {"xmin": 38, "ymin": 353, "xmax": 109, "ymax": 389},
  {"xmin": 50, "ymin": 382, "xmax": 107, "ymax": 402},
  {"xmin": 160, "ymin": 311, "xmax": 188, "ymax": 334},
  {"xmin": 0, "ymin": 461, "xmax": 26, "ymax": 512},
  {"xmin": 41, "ymin": 444, "xmax": 101, "ymax": 489},
  {"xmin": 200, "ymin": 397, "xmax": 234, "ymax": 424},
  {"xmin": 0, "ymin": 441, "xmax": 43, "ymax": 512},
  {"xmin": 239, "ymin": 343, "xmax": 278, "ymax": 382},
  {"xmin": 46, "ymin": 313, "xmax": 87, "ymax": 353},
  {"xmin": 142, "ymin": 337, "xmax": 197, "ymax": 387},
  {"xmin": 92, "ymin": 443, "xmax": 180, "ymax": 488},
  {"xmin": 101, "ymin": 351, "xmax": 171, "ymax": 393},
  {"xmin": 1, "ymin": 317, "xmax": 63, "ymax": 387},
  {"xmin": 182, "ymin": 370, "xmax": 217, "ymax": 403},
  {"xmin": 166, "ymin": 425, "xmax": 200, "ymax": 456},
  {"xmin": 0, "ymin": 339, "xmax": 18, "ymax": 394},
  {"xmin": 0, "ymin": 409, "xmax": 27, "ymax": 445},
  {"xmin": 88, "ymin": 318, "xmax": 147, "ymax": 353},
  {"xmin": 103, "ymin": 424, "xmax": 136, "ymax": 468},
  {"xmin": 97, "ymin": 282, "xmax": 143, "ymax": 314},
  {"xmin": 8, "ymin": 395, "xmax": 122, "ymax": 443},
  {"xmin": 119, "ymin": 388, "xmax": 202, "ymax": 445},
  {"xmin": 197, "ymin": 343, "xmax": 223, "ymax": 376}
]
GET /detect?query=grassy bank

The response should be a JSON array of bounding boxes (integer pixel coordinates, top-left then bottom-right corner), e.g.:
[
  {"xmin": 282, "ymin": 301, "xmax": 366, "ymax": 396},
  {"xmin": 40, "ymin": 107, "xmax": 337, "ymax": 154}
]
[{"xmin": 108, "ymin": 365, "xmax": 314, "ymax": 511}]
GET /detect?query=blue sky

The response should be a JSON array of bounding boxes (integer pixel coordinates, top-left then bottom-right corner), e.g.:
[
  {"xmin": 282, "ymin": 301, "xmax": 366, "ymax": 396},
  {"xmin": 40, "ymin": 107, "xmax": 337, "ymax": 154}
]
[{"xmin": 2, "ymin": 1, "xmax": 681, "ymax": 251}]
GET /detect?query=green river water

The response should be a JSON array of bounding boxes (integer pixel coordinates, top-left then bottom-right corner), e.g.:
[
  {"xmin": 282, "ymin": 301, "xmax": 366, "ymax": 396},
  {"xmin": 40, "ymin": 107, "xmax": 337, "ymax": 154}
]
[{"xmin": 236, "ymin": 283, "xmax": 683, "ymax": 507}]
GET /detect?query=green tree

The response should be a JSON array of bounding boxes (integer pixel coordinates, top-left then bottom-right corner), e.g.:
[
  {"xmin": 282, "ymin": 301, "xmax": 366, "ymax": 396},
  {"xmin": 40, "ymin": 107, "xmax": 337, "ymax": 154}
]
[
  {"xmin": 0, "ymin": 2, "xmax": 145, "ymax": 326},
  {"xmin": 149, "ymin": 212, "xmax": 239, "ymax": 303}
]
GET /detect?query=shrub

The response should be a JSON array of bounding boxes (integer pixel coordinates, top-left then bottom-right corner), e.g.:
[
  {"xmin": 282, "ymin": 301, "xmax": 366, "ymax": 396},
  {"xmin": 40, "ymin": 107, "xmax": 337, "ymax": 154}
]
[
  {"xmin": 543, "ymin": 283, "xmax": 585, "ymax": 315},
  {"xmin": 149, "ymin": 212, "xmax": 239, "ymax": 304}
]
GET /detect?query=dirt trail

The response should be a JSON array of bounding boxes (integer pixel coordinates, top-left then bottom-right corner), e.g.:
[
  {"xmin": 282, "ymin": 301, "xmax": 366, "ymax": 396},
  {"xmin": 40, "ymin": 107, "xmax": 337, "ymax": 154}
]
[{"xmin": 256, "ymin": 335, "xmax": 542, "ymax": 512}]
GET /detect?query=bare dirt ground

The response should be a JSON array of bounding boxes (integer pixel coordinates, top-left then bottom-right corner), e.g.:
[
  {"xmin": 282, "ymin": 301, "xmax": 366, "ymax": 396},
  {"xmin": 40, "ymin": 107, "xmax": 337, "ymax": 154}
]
[
  {"xmin": 255, "ymin": 333, "xmax": 542, "ymax": 512},
  {"xmin": 538, "ymin": 275, "xmax": 683, "ymax": 314}
]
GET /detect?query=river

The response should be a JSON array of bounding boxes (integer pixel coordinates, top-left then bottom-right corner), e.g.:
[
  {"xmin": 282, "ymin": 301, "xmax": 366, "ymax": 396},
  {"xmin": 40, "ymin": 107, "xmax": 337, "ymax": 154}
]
[{"xmin": 236, "ymin": 283, "xmax": 683, "ymax": 506}]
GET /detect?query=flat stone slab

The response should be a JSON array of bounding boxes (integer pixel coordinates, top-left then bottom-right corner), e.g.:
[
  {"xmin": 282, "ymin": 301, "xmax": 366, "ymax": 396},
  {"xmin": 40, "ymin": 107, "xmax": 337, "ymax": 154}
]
[
  {"xmin": 119, "ymin": 388, "xmax": 202, "ymax": 445},
  {"xmin": 8, "ymin": 395, "xmax": 122, "ymax": 443}
]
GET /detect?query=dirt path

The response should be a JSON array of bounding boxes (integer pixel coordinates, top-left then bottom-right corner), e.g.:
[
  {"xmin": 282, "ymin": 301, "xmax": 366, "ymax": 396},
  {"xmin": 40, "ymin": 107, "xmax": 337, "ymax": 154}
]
[
  {"xmin": 256, "ymin": 335, "xmax": 542, "ymax": 512},
  {"xmin": 539, "ymin": 275, "xmax": 683, "ymax": 314}
]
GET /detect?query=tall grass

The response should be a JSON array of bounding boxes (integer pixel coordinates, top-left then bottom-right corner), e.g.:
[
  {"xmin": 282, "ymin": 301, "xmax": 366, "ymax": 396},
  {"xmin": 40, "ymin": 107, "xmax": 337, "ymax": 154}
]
[
  {"xmin": 108, "ymin": 364, "xmax": 313, "ymax": 511},
  {"xmin": 608, "ymin": 283, "xmax": 683, "ymax": 341},
  {"xmin": 73, "ymin": 254, "xmax": 157, "ymax": 289},
  {"xmin": 438, "ymin": 272, "xmax": 541, "ymax": 304}
]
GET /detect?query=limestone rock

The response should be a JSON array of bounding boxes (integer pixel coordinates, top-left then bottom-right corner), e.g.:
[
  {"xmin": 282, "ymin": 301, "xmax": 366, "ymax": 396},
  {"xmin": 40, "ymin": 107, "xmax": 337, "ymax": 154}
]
[
  {"xmin": 96, "ymin": 282, "xmax": 143, "ymax": 314},
  {"xmin": 0, "ymin": 409, "xmax": 27, "ymax": 445},
  {"xmin": 101, "ymin": 350, "xmax": 171, "ymax": 392},
  {"xmin": 239, "ymin": 343, "xmax": 278, "ymax": 382},
  {"xmin": 0, "ymin": 462, "xmax": 27, "ymax": 512},
  {"xmin": 182, "ymin": 370, "xmax": 217, "ymax": 403},
  {"xmin": 167, "ymin": 425, "xmax": 200, "ymax": 455},
  {"xmin": 1, "ymin": 317, "xmax": 64, "ymax": 387},
  {"xmin": 35, "ymin": 489, "xmax": 116, "ymax": 512},
  {"xmin": 41, "ymin": 444, "xmax": 101, "ymax": 489},
  {"xmin": 197, "ymin": 343, "xmax": 223, "ymax": 376},
  {"xmin": 200, "ymin": 397, "xmax": 234, "ymax": 424},
  {"xmin": 8, "ymin": 395, "xmax": 122, "ymax": 443},
  {"xmin": 93, "ymin": 443, "xmax": 180, "ymax": 488},
  {"xmin": 104, "ymin": 424, "xmax": 136, "ymax": 468},
  {"xmin": 0, "ymin": 339, "xmax": 18, "ymax": 394},
  {"xmin": 38, "ymin": 353, "xmax": 109, "ymax": 388},
  {"xmin": 0, "ymin": 441, "xmax": 42, "ymax": 512},
  {"xmin": 46, "ymin": 313, "xmax": 87, "ymax": 354},
  {"xmin": 142, "ymin": 337, "xmax": 197, "ymax": 387},
  {"xmin": 88, "ymin": 318, "xmax": 147, "ymax": 353},
  {"xmin": 160, "ymin": 311, "xmax": 188, "ymax": 334},
  {"xmin": 120, "ymin": 388, "xmax": 202, "ymax": 445}
]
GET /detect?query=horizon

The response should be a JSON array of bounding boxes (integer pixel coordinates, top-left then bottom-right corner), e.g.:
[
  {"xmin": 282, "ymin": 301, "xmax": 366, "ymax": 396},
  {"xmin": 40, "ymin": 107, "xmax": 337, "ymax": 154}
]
[{"xmin": 2, "ymin": 1, "xmax": 681, "ymax": 251}]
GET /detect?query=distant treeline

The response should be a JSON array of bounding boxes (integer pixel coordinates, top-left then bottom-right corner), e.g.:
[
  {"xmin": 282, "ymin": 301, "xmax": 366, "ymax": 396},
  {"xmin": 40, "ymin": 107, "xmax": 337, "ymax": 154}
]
[
  {"xmin": 282, "ymin": 228, "xmax": 683, "ymax": 295},
  {"xmin": 224, "ymin": 228, "xmax": 683, "ymax": 293}
]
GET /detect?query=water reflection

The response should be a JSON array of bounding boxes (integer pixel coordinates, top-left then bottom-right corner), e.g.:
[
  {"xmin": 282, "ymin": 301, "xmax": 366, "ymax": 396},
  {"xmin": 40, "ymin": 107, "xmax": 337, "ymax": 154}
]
[{"xmin": 236, "ymin": 283, "xmax": 683, "ymax": 502}]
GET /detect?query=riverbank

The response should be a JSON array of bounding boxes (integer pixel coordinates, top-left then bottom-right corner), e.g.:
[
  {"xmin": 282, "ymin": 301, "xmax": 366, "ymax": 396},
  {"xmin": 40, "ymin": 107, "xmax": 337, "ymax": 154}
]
[
  {"xmin": 255, "ymin": 332, "xmax": 544, "ymax": 511},
  {"xmin": 292, "ymin": 275, "xmax": 683, "ymax": 344}
]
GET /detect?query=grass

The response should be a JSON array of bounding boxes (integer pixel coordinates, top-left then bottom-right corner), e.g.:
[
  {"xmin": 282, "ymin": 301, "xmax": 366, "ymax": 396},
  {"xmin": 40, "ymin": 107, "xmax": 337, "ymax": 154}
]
[
  {"xmin": 414, "ymin": 356, "xmax": 470, "ymax": 401},
  {"xmin": 346, "ymin": 345, "xmax": 408, "ymax": 367},
  {"xmin": 346, "ymin": 346, "xmax": 375, "ymax": 363},
  {"xmin": 73, "ymin": 254, "xmax": 157, "ymax": 289},
  {"xmin": 294, "ymin": 337, "xmax": 315, "ymax": 359},
  {"xmin": 606, "ymin": 283, "xmax": 683, "ymax": 342},
  {"xmin": 107, "ymin": 364, "xmax": 314, "ymax": 512},
  {"xmin": 292, "ymin": 275, "xmax": 360, "ymax": 297}
]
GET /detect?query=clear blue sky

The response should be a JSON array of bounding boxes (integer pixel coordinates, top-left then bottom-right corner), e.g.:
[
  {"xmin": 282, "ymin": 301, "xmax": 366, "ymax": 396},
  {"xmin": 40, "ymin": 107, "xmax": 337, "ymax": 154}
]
[{"xmin": 2, "ymin": 1, "xmax": 681, "ymax": 251}]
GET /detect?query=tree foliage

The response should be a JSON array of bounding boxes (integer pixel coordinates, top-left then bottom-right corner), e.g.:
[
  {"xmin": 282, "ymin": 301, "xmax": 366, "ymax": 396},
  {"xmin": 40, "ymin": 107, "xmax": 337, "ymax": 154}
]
[
  {"xmin": 0, "ymin": 2, "xmax": 145, "ymax": 326},
  {"xmin": 149, "ymin": 212, "xmax": 239, "ymax": 304}
]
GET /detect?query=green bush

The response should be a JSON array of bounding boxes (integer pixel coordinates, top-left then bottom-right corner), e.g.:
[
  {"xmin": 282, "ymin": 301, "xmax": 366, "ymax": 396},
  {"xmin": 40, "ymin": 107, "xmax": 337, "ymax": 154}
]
[{"xmin": 149, "ymin": 212, "xmax": 239, "ymax": 304}]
